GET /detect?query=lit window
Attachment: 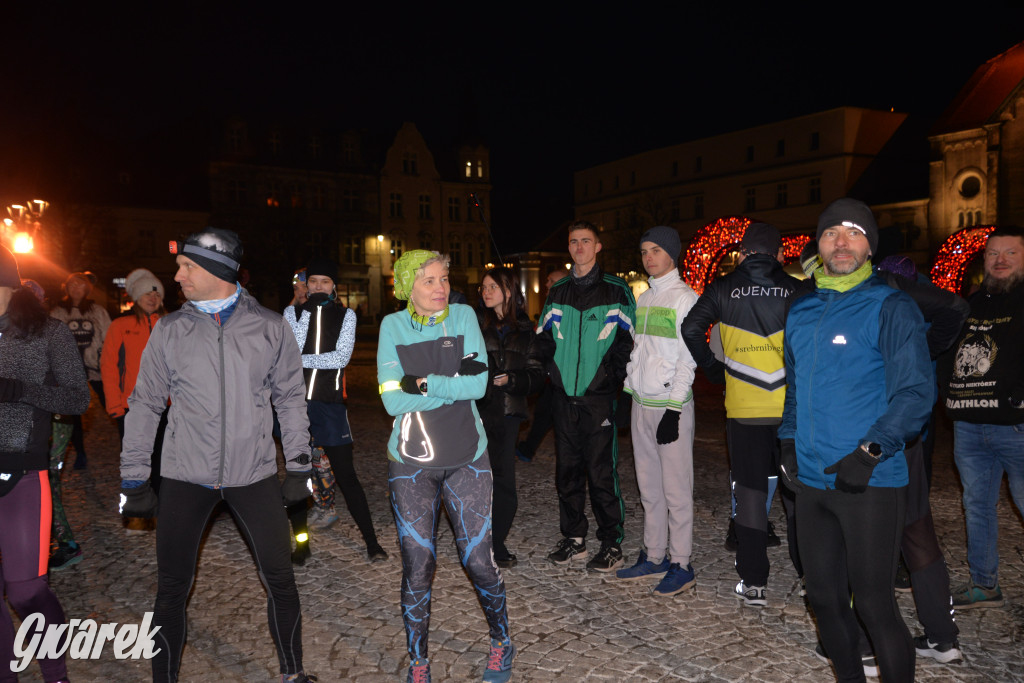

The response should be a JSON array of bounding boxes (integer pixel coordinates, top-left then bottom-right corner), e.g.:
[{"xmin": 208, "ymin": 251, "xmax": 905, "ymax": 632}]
[
  {"xmin": 476, "ymin": 161, "xmax": 484, "ymax": 178},
  {"xmin": 391, "ymin": 238, "xmax": 404, "ymax": 258},
  {"xmin": 465, "ymin": 161, "xmax": 473, "ymax": 178}
]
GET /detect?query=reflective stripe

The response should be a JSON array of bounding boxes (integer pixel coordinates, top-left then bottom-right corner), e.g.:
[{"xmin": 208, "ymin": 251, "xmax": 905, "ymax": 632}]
[{"xmin": 379, "ymin": 380, "xmax": 401, "ymax": 394}]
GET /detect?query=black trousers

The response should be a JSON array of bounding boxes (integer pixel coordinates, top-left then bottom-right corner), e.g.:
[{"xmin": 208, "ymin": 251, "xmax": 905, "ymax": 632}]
[
  {"xmin": 728, "ymin": 420, "xmax": 774, "ymax": 586},
  {"xmin": 519, "ymin": 382, "xmax": 553, "ymax": 458},
  {"xmin": 152, "ymin": 476, "xmax": 303, "ymax": 682},
  {"xmin": 323, "ymin": 443, "xmax": 379, "ymax": 547},
  {"xmin": 484, "ymin": 414, "xmax": 522, "ymax": 556},
  {"xmin": 552, "ymin": 392, "xmax": 624, "ymax": 547}
]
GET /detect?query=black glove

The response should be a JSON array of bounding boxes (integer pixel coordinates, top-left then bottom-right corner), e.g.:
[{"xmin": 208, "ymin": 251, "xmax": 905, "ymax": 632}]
[
  {"xmin": 823, "ymin": 447, "xmax": 880, "ymax": 493},
  {"xmin": 702, "ymin": 361, "xmax": 726, "ymax": 385},
  {"xmin": 779, "ymin": 439, "xmax": 803, "ymax": 491},
  {"xmin": 655, "ymin": 409, "xmax": 681, "ymax": 445},
  {"xmin": 0, "ymin": 378, "xmax": 24, "ymax": 403},
  {"xmin": 458, "ymin": 352, "xmax": 488, "ymax": 377},
  {"xmin": 281, "ymin": 470, "xmax": 313, "ymax": 505},
  {"xmin": 400, "ymin": 375, "xmax": 422, "ymax": 394},
  {"xmin": 119, "ymin": 481, "xmax": 158, "ymax": 518}
]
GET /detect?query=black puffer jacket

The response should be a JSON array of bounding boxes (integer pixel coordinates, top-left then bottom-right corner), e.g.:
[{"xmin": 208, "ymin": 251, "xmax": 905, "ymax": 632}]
[{"xmin": 477, "ymin": 311, "xmax": 545, "ymax": 422}]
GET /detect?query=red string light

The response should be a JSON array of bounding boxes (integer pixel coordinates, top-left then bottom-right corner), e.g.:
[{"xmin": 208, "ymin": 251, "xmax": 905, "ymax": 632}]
[{"xmin": 929, "ymin": 225, "xmax": 994, "ymax": 293}]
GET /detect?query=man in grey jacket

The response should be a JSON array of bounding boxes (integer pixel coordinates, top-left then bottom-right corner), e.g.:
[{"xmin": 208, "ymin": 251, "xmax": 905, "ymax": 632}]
[{"xmin": 119, "ymin": 227, "xmax": 316, "ymax": 683}]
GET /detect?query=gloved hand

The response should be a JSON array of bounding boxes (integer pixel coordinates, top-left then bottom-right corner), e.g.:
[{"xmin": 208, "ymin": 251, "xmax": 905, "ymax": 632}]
[
  {"xmin": 0, "ymin": 377, "xmax": 24, "ymax": 402},
  {"xmin": 779, "ymin": 439, "xmax": 803, "ymax": 491},
  {"xmin": 702, "ymin": 360, "xmax": 726, "ymax": 385},
  {"xmin": 824, "ymin": 447, "xmax": 880, "ymax": 493},
  {"xmin": 458, "ymin": 352, "xmax": 488, "ymax": 377},
  {"xmin": 655, "ymin": 409, "xmax": 681, "ymax": 445},
  {"xmin": 281, "ymin": 470, "xmax": 313, "ymax": 505},
  {"xmin": 119, "ymin": 481, "xmax": 158, "ymax": 518},
  {"xmin": 615, "ymin": 392, "xmax": 633, "ymax": 429},
  {"xmin": 400, "ymin": 375, "xmax": 422, "ymax": 394}
]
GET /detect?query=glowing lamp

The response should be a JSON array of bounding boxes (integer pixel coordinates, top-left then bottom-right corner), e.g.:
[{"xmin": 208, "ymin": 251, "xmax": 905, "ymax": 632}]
[{"xmin": 12, "ymin": 233, "xmax": 33, "ymax": 253}]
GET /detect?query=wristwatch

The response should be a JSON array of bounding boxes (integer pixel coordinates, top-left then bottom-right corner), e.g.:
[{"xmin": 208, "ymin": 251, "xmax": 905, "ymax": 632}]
[
  {"xmin": 860, "ymin": 442, "xmax": 882, "ymax": 459},
  {"xmin": 417, "ymin": 379, "xmax": 428, "ymax": 394}
]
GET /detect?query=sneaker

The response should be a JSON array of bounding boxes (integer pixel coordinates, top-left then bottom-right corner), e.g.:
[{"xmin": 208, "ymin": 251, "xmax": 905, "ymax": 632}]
[
  {"xmin": 894, "ymin": 558, "xmax": 912, "ymax": 592},
  {"xmin": 367, "ymin": 543, "xmax": 389, "ymax": 562},
  {"xmin": 724, "ymin": 518, "xmax": 737, "ymax": 552},
  {"xmin": 407, "ymin": 657, "xmax": 430, "ymax": 683},
  {"xmin": 308, "ymin": 507, "xmax": 339, "ymax": 530},
  {"xmin": 282, "ymin": 674, "xmax": 318, "ymax": 683},
  {"xmin": 734, "ymin": 581, "xmax": 767, "ymax": 607},
  {"xmin": 49, "ymin": 544, "xmax": 83, "ymax": 572},
  {"xmin": 766, "ymin": 521, "xmax": 781, "ymax": 547},
  {"xmin": 653, "ymin": 563, "xmax": 696, "ymax": 596},
  {"xmin": 586, "ymin": 545, "xmax": 624, "ymax": 572},
  {"xmin": 547, "ymin": 537, "xmax": 587, "ymax": 565},
  {"xmin": 814, "ymin": 643, "xmax": 878, "ymax": 678},
  {"xmin": 616, "ymin": 550, "xmax": 670, "ymax": 580},
  {"xmin": 495, "ymin": 552, "xmax": 518, "ymax": 569},
  {"xmin": 952, "ymin": 581, "xmax": 1004, "ymax": 609},
  {"xmin": 913, "ymin": 635, "xmax": 963, "ymax": 663},
  {"xmin": 482, "ymin": 638, "xmax": 515, "ymax": 682}
]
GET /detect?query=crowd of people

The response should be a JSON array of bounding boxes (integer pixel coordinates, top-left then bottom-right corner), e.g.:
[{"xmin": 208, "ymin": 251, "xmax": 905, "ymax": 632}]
[{"xmin": 0, "ymin": 197, "xmax": 1021, "ymax": 682}]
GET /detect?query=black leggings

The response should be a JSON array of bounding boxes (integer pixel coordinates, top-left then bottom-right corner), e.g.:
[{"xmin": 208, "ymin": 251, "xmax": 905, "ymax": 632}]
[
  {"xmin": 797, "ymin": 485, "xmax": 913, "ymax": 683},
  {"xmin": 323, "ymin": 444, "xmax": 378, "ymax": 547},
  {"xmin": 152, "ymin": 476, "xmax": 303, "ymax": 682}
]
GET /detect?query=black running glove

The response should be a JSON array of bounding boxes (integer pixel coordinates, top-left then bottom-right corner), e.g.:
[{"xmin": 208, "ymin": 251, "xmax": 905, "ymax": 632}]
[
  {"xmin": 0, "ymin": 378, "xmax": 24, "ymax": 402},
  {"xmin": 119, "ymin": 481, "xmax": 158, "ymax": 518},
  {"xmin": 824, "ymin": 447, "xmax": 879, "ymax": 493},
  {"xmin": 400, "ymin": 375, "xmax": 422, "ymax": 394},
  {"xmin": 779, "ymin": 439, "xmax": 803, "ymax": 491},
  {"xmin": 458, "ymin": 352, "xmax": 488, "ymax": 377},
  {"xmin": 655, "ymin": 409, "xmax": 681, "ymax": 445},
  {"xmin": 281, "ymin": 470, "xmax": 313, "ymax": 505}
]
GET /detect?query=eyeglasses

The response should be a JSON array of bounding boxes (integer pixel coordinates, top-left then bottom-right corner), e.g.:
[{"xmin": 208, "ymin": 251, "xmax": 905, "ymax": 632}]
[{"xmin": 478, "ymin": 283, "xmax": 501, "ymax": 293}]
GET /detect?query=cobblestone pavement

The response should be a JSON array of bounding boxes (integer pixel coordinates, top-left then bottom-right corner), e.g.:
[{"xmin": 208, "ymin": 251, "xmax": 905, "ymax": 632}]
[{"xmin": 16, "ymin": 335, "xmax": 1024, "ymax": 681}]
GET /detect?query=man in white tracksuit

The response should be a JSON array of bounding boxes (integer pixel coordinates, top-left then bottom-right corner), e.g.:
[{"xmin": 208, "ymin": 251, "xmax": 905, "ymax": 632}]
[{"xmin": 617, "ymin": 225, "xmax": 699, "ymax": 597}]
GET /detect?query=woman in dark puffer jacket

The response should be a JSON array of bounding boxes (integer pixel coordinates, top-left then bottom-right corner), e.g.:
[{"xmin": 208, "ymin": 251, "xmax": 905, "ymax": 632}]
[{"xmin": 477, "ymin": 267, "xmax": 544, "ymax": 568}]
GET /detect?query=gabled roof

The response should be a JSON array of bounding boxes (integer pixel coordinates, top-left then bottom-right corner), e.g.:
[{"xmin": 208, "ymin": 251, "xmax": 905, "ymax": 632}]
[{"xmin": 931, "ymin": 41, "xmax": 1024, "ymax": 136}]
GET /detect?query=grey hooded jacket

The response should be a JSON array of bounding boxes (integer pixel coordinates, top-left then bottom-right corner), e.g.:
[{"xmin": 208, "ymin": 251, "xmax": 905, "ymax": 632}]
[{"xmin": 120, "ymin": 290, "xmax": 310, "ymax": 487}]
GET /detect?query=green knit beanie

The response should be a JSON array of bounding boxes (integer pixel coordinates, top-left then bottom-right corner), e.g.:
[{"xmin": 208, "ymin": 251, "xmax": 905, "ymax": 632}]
[{"xmin": 393, "ymin": 249, "xmax": 438, "ymax": 301}]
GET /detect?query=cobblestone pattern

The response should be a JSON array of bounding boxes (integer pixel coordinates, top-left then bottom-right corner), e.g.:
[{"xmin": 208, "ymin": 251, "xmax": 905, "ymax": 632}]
[{"xmin": 11, "ymin": 337, "xmax": 1023, "ymax": 681}]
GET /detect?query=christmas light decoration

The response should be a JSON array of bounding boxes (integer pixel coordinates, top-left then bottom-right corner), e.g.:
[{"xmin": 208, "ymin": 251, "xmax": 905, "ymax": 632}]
[
  {"xmin": 930, "ymin": 225, "xmax": 994, "ymax": 294},
  {"xmin": 681, "ymin": 217, "xmax": 813, "ymax": 294}
]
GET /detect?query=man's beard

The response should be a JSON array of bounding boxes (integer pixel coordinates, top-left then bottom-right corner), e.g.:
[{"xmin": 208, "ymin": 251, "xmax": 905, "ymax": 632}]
[
  {"xmin": 823, "ymin": 250, "xmax": 867, "ymax": 276},
  {"xmin": 983, "ymin": 269, "xmax": 1024, "ymax": 294}
]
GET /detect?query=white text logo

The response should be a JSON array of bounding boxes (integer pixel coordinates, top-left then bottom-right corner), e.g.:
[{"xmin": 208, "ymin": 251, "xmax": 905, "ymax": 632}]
[{"xmin": 12, "ymin": 612, "xmax": 161, "ymax": 672}]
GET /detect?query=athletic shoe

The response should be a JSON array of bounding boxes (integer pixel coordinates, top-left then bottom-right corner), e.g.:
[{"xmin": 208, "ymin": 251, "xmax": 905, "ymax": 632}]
[
  {"xmin": 894, "ymin": 559, "xmax": 912, "ymax": 592},
  {"xmin": 282, "ymin": 673, "xmax": 318, "ymax": 682},
  {"xmin": 615, "ymin": 550, "xmax": 670, "ymax": 580},
  {"xmin": 734, "ymin": 581, "xmax": 767, "ymax": 607},
  {"xmin": 766, "ymin": 521, "xmax": 781, "ymax": 547},
  {"xmin": 291, "ymin": 544, "xmax": 311, "ymax": 566},
  {"xmin": 308, "ymin": 507, "xmax": 339, "ymax": 530},
  {"xmin": 407, "ymin": 657, "xmax": 430, "ymax": 683},
  {"xmin": 814, "ymin": 643, "xmax": 879, "ymax": 678},
  {"xmin": 952, "ymin": 581, "xmax": 1004, "ymax": 609},
  {"xmin": 653, "ymin": 563, "xmax": 695, "ymax": 596},
  {"xmin": 913, "ymin": 635, "xmax": 963, "ymax": 663},
  {"xmin": 49, "ymin": 544, "xmax": 83, "ymax": 572},
  {"xmin": 482, "ymin": 638, "xmax": 515, "ymax": 682},
  {"xmin": 586, "ymin": 545, "xmax": 624, "ymax": 572},
  {"xmin": 367, "ymin": 543, "xmax": 389, "ymax": 562},
  {"xmin": 547, "ymin": 537, "xmax": 587, "ymax": 565},
  {"xmin": 495, "ymin": 552, "xmax": 518, "ymax": 569},
  {"xmin": 724, "ymin": 518, "xmax": 737, "ymax": 551}
]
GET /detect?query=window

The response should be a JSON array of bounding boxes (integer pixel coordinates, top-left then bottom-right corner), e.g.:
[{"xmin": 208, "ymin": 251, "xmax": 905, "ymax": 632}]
[
  {"xmin": 809, "ymin": 177, "xmax": 821, "ymax": 204},
  {"xmin": 810, "ymin": 131, "xmax": 820, "ymax": 151},
  {"xmin": 776, "ymin": 139, "xmax": 785, "ymax": 157},
  {"xmin": 694, "ymin": 156, "xmax": 702, "ymax": 173},
  {"xmin": 671, "ymin": 161, "xmax": 679, "ymax": 177},
  {"xmin": 342, "ymin": 189, "xmax": 358, "ymax": 212},
  {"xmin": 745, "ymin": 188, "xmax": 756, "ymax": 212},
  {"xmin": 391, "ymin": 237, "xmax": 404, "ymax": 259},
  {"xmin": 343, "ymin": 238, "xmax": 363, "ymax": 264},
  {"xmin": 960, "ymin": 176, "xmax": 981, "ymax": 199},
  {"xmin": 746, "ymin": 145, "xmax": 754, "ymax": 163},
  {"xmin": 670, "ymin": 199, "xmax": 681, "ymax": 221},
  {"xmin": 465, "ymin": 161, "xmax": 473, "ymax": 178},
  {"xmin": 975, "ymin": 210, "xmax": 982, "ymax": 225},
  {"xmin": 420, "ymin": 232, "xmax": 433, "ymax": 250},
  {"xmin": 311, "ymin": 185, "xmax": 325, "ymax": 210},
  {"xmin": 309, "ymin": 135, "xmax": 321, "ymax": 159},
  {"xmin": 694, "ymin": 195, "xmax": 704, "ymax": 220},
  {"xmin": 450, "ymin": 236, "xmax": 461, "ymax": 266},
  {"xmin": 342, "ymin": 139, "xmax": 356, "ymax": 163},
  {"xmin": 269, "ymin": 132, "xmax": 281, "ymax": 155},
  {"xmin": 476, "ymin": 161, "xmax": 484, "ymax": 178},
  {"xmin": 776, "ymin": 183, "xmax": 788, "ymax": 208},
  {"xmin": 448, "ymin": 197, "xmax": 461, "ymax": 221},
  {"xmin": 418, "ymin": 194, "xmax": 432, "ymax": 220},
  {"xmin": 266, "ymin": 181, "xmax": 281, "ymax": 208},
  {"xmin": 389, "ymin": 193, "xmax": 403, "ymax": 218},
  {"xmin": 958, "ymin": 212, "xmax": 965, "ymax": 228},
  {"xmin": 403, "ymin": 152, "xmax": 418, "ymax": 175},
  {"xmin": 226, "ymin": 180, "xmax": 248, "ymax": 205}
]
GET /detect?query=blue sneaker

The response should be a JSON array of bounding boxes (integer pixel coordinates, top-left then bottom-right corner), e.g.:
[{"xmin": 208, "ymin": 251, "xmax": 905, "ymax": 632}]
[
  {"xmin": 615, "ymin": 550, "xmax": 670, "ymax": 580},
  {"xmin": 482, "ymin": 638, "xmax": 515, "ymax": 682},
  {"xmin": 653, "ymin": 563, "xmax": 696, "ymax": 596},
  {"xmin": 407, "ymin": 657, "xmax": 430, "ymax": 683}
]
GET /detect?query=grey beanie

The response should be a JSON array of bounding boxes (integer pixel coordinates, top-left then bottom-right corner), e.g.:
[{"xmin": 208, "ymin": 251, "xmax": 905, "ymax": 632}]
[
  {"xmin": 172, "ymin": 227, "xmax": 243, "ymax": 283},
  {"xmin": 125, "ymin": 268, "xmax": 165, "ymax": 302},
  {"xmin": 816, "ymin": 198, "xmax": 879, "ymax": 255},
  {"xmin": 639, "ymin": 226, "xmax": 682, "ymax": 263}
]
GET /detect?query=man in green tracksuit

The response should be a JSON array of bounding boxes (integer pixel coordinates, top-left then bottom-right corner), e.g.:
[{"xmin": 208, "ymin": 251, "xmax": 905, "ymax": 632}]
[{"xmin": 536, "ymin": 220, "xmax": 636, "ymax": 572}]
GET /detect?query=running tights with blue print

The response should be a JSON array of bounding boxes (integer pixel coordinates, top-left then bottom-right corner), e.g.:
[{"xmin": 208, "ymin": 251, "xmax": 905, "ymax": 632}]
[{"xmin": 388, "ymin": 458, "xmax": 509, "ymax": 661}]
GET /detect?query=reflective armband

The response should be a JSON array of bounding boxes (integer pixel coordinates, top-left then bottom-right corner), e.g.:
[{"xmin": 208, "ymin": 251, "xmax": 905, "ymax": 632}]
[{"xmin": 379, "ymin": 380, "xmax": 402, "ymax": 394}]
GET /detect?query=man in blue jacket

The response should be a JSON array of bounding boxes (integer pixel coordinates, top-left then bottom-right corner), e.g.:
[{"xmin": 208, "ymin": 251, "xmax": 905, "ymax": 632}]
[{"xmin": 779, "ymin": 199, "xmax": 933, "ymax": 683}]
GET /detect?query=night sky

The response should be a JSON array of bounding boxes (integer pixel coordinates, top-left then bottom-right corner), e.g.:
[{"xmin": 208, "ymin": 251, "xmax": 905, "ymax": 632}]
[{"xmin": 4, "ymin": 5, "xmax": 1024, "ymax": 252}]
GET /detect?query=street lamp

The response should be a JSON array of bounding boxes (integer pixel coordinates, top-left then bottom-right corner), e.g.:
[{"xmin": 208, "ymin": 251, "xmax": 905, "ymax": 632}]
[{"xmin": 4, "ymin": 199, "xmax": 48, "ymax": 253}]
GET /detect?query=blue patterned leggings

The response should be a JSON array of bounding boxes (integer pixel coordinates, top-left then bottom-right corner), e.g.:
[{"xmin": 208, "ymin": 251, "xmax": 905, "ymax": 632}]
[{"xmin": 388, "ymin": 458, "xmax": 509, "ymax": 660}]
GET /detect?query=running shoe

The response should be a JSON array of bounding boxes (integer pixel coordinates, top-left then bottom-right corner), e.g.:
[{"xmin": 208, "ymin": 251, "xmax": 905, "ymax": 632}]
[
  {"xmin": 482, "ymin": 638, "xmax": 515, "ymax": 683},
  {"xmin": 547, "ymin": 537, "xmax": 587, "ymax": 565},
  {"xmin": 615, "ymin": 550, "xmax": 670, "ymax": 580},
  {"xmin": 913, "ymin": 635, "xmax": 963, "ymax": 663}
]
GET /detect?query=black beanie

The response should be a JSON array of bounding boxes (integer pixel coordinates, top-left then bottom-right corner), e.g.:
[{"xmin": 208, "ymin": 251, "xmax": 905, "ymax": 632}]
[
  {"xmin": 306, "ymin": 257, "xmax": 338, "ymax": 283},
  {"xmin": 180, "ymin": 228, "xmax": 243, "ymax": 283},
  {"xmin": 0, "ymin": 246, "xmax": 21, "ymax": 288},
  {"xmin": 741, "ymin": 223, "xmax": 781, "ymax": 256},
  {"xmin": 816, "ymin": 198, "xmax": 879, "ymax": 255},
  {"xmin": 639, "ymin": 226, "xmax": 682, "ymax": 264}
]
